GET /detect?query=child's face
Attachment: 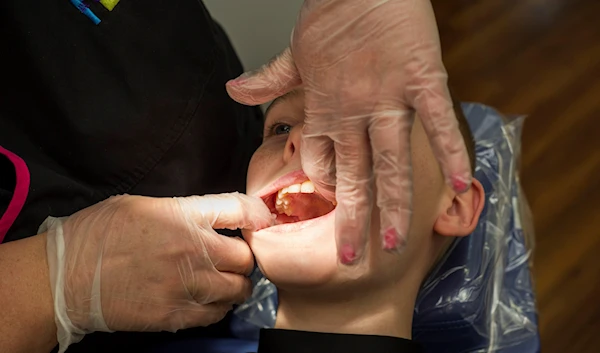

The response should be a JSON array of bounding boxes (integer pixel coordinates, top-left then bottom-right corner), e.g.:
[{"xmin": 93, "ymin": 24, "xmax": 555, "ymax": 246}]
[{"xmin": 243, "ymin": 89, "xmax": 455, "ymax": 294}]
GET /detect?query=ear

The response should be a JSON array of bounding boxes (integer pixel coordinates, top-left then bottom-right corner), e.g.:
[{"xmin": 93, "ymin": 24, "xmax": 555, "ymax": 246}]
[{"xmin": 433, "ymin": 179, "xmax": 485, "ymax": 237}]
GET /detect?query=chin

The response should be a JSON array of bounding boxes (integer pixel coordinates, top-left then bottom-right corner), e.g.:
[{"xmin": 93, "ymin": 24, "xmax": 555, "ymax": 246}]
[{"xmin": 242, "ymin": 208, "xmax": 339, "ymax": 289}]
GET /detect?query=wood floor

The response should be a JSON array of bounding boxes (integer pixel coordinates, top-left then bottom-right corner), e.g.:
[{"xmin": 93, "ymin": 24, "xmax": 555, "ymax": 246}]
[{"xmin": 432, "ymin": 0, "xmax": 600, "ymax": 352}]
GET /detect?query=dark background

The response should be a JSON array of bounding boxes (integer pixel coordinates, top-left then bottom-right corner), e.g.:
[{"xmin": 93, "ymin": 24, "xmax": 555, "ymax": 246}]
[{"xmin": 432, "ymin": 1, "xmax": 600, "ymax": 352}]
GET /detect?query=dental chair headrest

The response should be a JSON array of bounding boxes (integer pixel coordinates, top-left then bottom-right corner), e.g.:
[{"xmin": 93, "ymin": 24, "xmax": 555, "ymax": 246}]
[{"xmin": 411, "ymin": 103, "xmax": 539, "ymax": 352}]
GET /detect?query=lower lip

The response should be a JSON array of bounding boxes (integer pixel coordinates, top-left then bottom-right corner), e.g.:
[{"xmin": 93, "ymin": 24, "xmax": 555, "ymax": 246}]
[{"xmin": 257, "ymin": 208, "xmax": 336, "ymax": 234}]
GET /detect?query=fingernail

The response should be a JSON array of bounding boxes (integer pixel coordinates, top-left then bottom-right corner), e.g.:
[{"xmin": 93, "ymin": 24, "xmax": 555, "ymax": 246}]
[
  {"xmin": 227, "ymin": 78, "xmax": 245, "ymax": 87},
  {"xmin": 252, "ymin": 214, "xmax": 276, "ymax": 231},
  {"xmin": 383, "ymin": 227, "xmax": 399, "ymax": 250},
  {"xmin": 229, "ymin": 71, "xmax": 254, "ymax": 86},
  {"xmin": 340, "ymin": 244, "xmax": 357, "ymax": 265},
  {"xmin": 452, "ymin": 175, "xmax": 471, "ymax": 193},
  {"xmin": 259, "ymin": 214, "xmax": 277, "ymax": 229}
]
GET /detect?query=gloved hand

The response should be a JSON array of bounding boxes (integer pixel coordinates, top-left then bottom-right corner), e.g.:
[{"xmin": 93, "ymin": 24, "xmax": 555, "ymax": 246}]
[
  {"xmin": 41, "ymin": 193, "xmax": 273, "ymax": 353},
  {"xmin": 226, "ymin": 0, "xmax": 472, "ymax": 264}
]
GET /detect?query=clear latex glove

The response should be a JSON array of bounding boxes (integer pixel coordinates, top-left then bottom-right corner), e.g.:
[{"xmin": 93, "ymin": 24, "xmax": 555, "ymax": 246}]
[
  {"xmin": 41, "ymin": 193, "xmax": 273, "ymax": 353},
  {"xmin": 226, "ymin": 0, "xmax": 472, "ymax": 264}
]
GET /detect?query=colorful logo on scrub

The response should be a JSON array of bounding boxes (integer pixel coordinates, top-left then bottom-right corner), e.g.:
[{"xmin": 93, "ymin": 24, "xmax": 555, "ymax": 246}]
[
  {"xmin": 70, "ymin": 0, "xmax": 121, "ymax": 24},
  {"xmin": 99, "ymin": 0, "xmax": 120, "ymax": 11}
]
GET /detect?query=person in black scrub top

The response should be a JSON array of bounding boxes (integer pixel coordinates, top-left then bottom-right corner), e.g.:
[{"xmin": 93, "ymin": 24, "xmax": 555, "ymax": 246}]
[
  {"xmin": 0, "ymin": 1, "xmax": 474, "ymax": 352},
  {"xmin": 241, "ymin": 88, "xmax": 484, "ymax": 353}
]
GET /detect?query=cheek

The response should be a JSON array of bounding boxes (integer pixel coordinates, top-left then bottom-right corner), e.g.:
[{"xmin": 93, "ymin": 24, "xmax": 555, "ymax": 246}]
[
  {"xmin": 242, "ymin": 229, "xmax": 338, "ymax": 290},
  {"xmin": 246, "ymin": 145, "xmax": 279, "ymax": 194},
  {"xmin": 246, "ymin": 153, "xmax": 263, "ymax": 192},
  {"xmin": 364, "ymin": 134, "xmax": 444, "ymax": 282},
  {"xmin": 410, "ymin": 121, "xmax": 445, "ymax": 228},
  {"xmin": 366, "ymin": 143, "xmax": 438, "ymax": 242}
]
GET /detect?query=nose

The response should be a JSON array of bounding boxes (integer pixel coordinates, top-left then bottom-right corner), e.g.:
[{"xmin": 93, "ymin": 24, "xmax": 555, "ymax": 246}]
[{"xmin": 283, "ymin": 125, "xmax": 303, "ymax": 163}]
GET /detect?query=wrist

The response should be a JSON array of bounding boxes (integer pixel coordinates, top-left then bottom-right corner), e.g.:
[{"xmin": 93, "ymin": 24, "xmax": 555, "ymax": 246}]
[
  {"xmin": 0, "ymin": 233, "xmax": 58, "ymax": 352},
  {"xmin": 43, "ymin": 216, "xmax": 91, "ymax": 350}
]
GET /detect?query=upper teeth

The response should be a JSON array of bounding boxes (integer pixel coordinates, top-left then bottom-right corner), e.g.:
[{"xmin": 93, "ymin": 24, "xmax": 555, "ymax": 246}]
[
  {"xmin": 275, "ymin": 181, "xmax": 315, "ymax": 215},
  {"xmin": 278, "ymin": 181, "xmax": 315, "ymax": 198}
]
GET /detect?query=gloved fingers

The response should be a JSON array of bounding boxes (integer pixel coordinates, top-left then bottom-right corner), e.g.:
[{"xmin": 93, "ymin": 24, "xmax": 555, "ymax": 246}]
[
  {"xmin": 300, "ymin": 132, "xmax": 337, "ymax": 203},
  {"xmin": 226, "ymin": 47, "xmax": 302, "ymax": 106},
  {"xmin": 369, "ymin": 109, "xmax": 415, "ymax": 251},
  {"xmin": 333, "ymin": 132, "xmax": 373, "ymax": 265},
  {"xmin": 410, "ymin": 81, "xmax": 472, "ymax": 193},
  {"xmin": 211, "ymin": 235, "xmax": 255, "ymax": 276},
  {"xmin": 178, "ymin": 193, "xmax": 274, "ymax": 231},
  {"xmin": 193, "ymin": 272, "xmax": 252, "ymax": 306}
]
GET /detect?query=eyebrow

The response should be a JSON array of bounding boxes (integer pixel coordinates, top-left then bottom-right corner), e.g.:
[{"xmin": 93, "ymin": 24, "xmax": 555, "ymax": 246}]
[{"xmin": 264, "ymin": 89, "xmax": 302, "ymax": 119}]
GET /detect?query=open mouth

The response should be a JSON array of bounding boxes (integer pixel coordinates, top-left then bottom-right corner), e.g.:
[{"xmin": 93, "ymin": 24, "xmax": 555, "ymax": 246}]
[{"xmin": 262, "ymin": 180, "xmax": 336, "ymax": 226}]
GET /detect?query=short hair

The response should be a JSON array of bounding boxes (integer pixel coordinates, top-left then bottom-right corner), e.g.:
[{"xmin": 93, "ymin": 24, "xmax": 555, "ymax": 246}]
[{"xmin": 450, "ymin": 90, "xmax": 476, "ymax": 174}]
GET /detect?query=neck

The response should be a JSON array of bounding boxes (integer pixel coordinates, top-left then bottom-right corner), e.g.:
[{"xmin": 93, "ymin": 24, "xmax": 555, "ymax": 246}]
[{"xmin": 274, "ymin": 283, "xmax": 417, "ymax": 340}]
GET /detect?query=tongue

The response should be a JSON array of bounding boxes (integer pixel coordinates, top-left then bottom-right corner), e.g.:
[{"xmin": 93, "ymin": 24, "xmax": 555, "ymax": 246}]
[{"xmin": 282, "ymin": 193, "xmax": 335, "ymax": 222}]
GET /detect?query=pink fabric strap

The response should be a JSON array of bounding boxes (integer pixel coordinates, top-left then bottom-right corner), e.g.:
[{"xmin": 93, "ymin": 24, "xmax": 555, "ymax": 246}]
[{"xmin": 0, "ymin": 145, "xmax": 30, "ymax": 243}]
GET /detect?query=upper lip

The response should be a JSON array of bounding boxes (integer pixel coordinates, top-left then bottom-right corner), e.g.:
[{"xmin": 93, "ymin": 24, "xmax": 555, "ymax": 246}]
[{"xmin": 255, "ymin": 170, "xmax": 310, "ymax": 199}]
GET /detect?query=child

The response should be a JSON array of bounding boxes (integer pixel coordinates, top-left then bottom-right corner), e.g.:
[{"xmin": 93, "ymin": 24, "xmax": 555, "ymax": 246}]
[{"xmin": 242, "ymin": 88, "xmax": 485, "ymax": 353}]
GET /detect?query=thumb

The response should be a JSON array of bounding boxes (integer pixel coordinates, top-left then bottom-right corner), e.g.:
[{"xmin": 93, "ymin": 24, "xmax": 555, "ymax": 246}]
[
  {"xmin": 226, "ymin": 47, "xmax": 302, "ymax": 106},
  {"xmin": 177, "ymin": 192, "xmax": 274, "ymax": 231}
]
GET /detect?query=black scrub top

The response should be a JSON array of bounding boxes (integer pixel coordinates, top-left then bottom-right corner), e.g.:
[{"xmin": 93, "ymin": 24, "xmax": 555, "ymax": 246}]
[
  {"xmin": 0, "ymin": 0, "xmax": 263, "ymax": 352},
  {"xmin": 257, "ymin": 329, "xmax": 424, "ymax": 353}
]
